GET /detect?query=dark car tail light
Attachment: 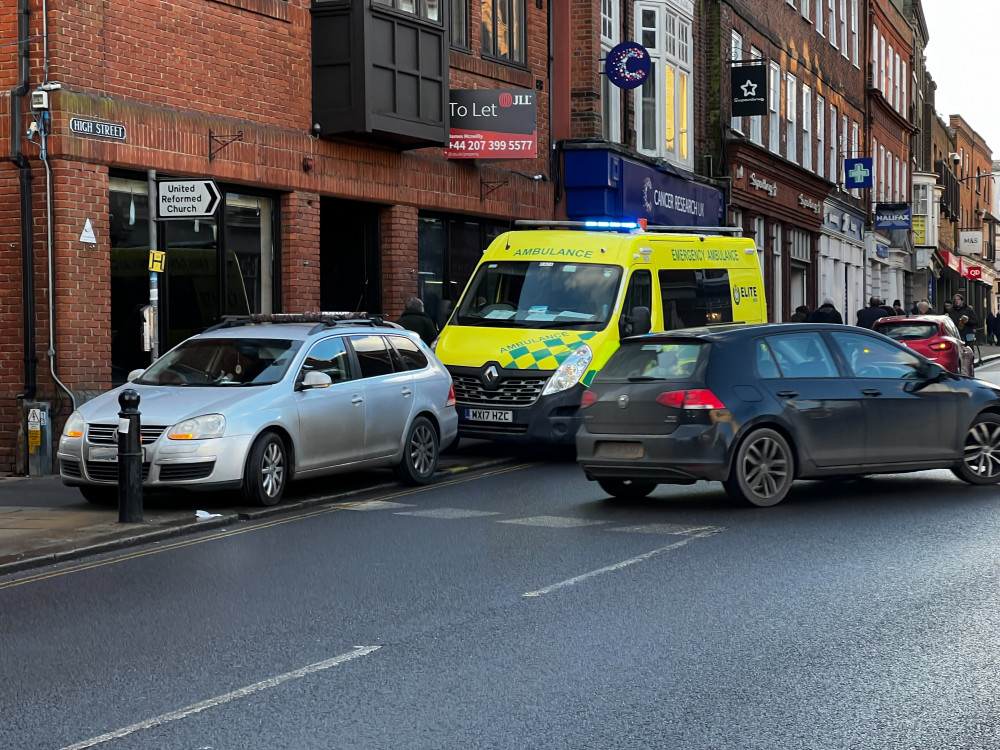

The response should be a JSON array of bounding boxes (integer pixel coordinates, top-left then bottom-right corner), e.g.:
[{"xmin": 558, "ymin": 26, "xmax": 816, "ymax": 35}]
[
  {"xmin": 580, "ymin": 390, "xmax": 598, "ymax": 408},
  {"xmin": 656, "ymin": 389, "xmax": 726, "ymax": 409}
]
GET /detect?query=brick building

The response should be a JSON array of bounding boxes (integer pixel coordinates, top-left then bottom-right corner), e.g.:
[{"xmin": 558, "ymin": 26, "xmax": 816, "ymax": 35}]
[
  {"xmin": 1, "ymin": 0, "xmax": 554, "ymax": 472},
  {"xmin": 701, "ymin": 0, "xmax": 867, "ymax": 323}
]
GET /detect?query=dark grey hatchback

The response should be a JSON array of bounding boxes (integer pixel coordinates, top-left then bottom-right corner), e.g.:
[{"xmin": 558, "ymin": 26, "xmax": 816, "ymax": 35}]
[{"xmin": 577, "ymin": 323, "xmax": 1000, "ymax": 507}]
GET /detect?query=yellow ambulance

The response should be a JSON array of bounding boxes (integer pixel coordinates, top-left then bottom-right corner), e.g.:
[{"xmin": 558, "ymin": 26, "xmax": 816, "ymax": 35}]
[{"xmin": 434, "ymin": 220, "xmax": 767, "ymax": 445}]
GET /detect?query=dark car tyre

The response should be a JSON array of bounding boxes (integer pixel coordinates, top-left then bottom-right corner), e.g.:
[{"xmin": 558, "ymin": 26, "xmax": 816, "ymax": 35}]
[
  {"xmin": 952, "ymin": 413, "xmax": 1000, "ymax": 485},
  {"xmin": 242, "ymin": 432, "xmax": 287, "ymax": 506},
  {"xmin": 395, "ymin": 416, "xmax": 439, "ymax": 485},
  {"xmin": 598, "ymin": 478, "xmax": 657, "ymax": 500},
  {"xmin": 724, "ymin": 428, "xmax": 794, "ymax": 507},
  {"xmin": 80, "ymin": 485, "xmax": 117, "ymax": 506}
]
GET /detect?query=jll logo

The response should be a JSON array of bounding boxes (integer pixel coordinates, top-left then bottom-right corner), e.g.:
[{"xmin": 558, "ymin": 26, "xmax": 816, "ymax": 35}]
[{"xmin": 499, "ymin": 93, "xmax": 532, "ymax": 107}]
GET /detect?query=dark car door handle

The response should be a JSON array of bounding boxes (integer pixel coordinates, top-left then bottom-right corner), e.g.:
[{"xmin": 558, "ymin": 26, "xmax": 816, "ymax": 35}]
[
  {"xmin": 776, "ymin": 390, "xmax": 798, "ymax": 398},
  {"xmin": 862, "ymin": 389, "xmax": 882, "ymax": 397}
]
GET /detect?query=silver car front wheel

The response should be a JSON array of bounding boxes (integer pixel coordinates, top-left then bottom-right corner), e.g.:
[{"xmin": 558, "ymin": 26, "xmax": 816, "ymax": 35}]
[{"xmin": 242, "ymin": 432, "xmax": 287, "ymax": 506}]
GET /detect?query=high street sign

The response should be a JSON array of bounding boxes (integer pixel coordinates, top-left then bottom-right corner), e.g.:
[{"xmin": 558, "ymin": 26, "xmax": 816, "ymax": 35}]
[{"xmin": 156, "ymin": 179, "xmax": 221, "ymax": 219}]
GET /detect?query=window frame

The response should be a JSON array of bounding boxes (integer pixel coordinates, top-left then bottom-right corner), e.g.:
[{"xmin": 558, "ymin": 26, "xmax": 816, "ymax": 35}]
[
  {"xmin": 481, "ymin": 0, "xmax": 527, "ymax": 66},
  {"xmin": 601, "ymin": 0, "xmax": 621, "ymax": 142}
]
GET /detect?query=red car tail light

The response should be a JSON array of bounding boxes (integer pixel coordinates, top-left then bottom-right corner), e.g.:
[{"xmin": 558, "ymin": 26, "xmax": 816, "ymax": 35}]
[
  {"xmin": 580, "ymin": 390, "xmax": 597, "ymax": 408},
  {"xmin": 656, "ymin": 389, "xmax": 726, "ymax": 409},
  {"xmin": 447, "ymin": 384, "xmax": 456, "ymax": 407},
  {"xmin": 930, "ymin": 341, "xmax": 951, "ymax": 351}
]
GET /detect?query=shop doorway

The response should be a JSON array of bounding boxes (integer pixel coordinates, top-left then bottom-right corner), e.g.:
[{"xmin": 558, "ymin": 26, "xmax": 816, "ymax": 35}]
[
  {"xmin": 320, "ymin": 199, "xmax": 382, "ymax": 314},
  {"xmin": 109, "ymin": 176, "xmax": 279, "ymax": 385}
]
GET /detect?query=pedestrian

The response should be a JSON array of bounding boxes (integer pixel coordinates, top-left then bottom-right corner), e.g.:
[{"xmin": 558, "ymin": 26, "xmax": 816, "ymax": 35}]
[
  {"xmin": 987, "ymin": 309, "xmax": 998, "ymax": 345},
  {"xmin": 856, "ymin": 296, "xmax": 889, "ymax": 329},
  {"xmin": 790, "ymin": 305, "xmax": 810, "ymax": 323},
  {"xmin": 943, "ymin": 300, "xmax": 953, "ymax": 316},
  {"xmin": 991, "ymin": 307, "xmax": 1000, "ymax": 346},
  {"xmin": 916, "ymin": 299, "xmax": 935, "ymax": 315},
  {"xmin": 948, "ymin": 293, "xmax": 979, "ymax": 345},
  {"xmin": 806, "ymin": 297, "xmax": 843, "ymax": 324},
  {"xmin": 892, "ymin": 299, "xmax": 906, "ymax": 316},
  {"xmin": 395, "ymin": 297, "xmax": 438, "ymax": 346}
]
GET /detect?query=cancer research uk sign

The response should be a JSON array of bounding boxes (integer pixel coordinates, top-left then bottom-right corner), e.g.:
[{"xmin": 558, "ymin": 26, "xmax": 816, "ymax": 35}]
[{"xmin": 446, "ymin": 89, "xmax": 537, "ymax": 159}]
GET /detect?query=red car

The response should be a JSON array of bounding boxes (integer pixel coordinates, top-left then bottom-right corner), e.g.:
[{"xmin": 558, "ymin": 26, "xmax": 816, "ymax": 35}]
[{"xmin": 874, "ymin": 315, "xmax": 975, "ymax": 376}]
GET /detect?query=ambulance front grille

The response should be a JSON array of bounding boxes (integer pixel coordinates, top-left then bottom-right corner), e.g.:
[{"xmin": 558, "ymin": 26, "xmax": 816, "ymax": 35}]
[{"xmin": 452, "ymin": 374, "xmax": 548, "ymax": 406}]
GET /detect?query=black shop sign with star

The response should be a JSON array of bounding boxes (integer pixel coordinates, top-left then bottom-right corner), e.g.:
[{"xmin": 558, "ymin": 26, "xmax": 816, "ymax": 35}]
[{"xmin": 730, "ymin": 65, "xmax": 767, "ymax": 117}]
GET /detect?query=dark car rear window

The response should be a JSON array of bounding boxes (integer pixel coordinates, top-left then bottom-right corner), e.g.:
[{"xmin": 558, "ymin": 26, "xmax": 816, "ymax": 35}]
[
  {"xmin": 874, "ymin": 322, "xmax": 939, "ymax": 341},
  {"xmin": 597, "ymin": 342, "xmax": 708, "ymax": 380}
]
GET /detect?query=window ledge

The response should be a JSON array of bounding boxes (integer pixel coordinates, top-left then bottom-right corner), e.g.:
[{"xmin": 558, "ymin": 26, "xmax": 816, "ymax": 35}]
[
  {"xmin": 449, "ymin": 51, "xmax": 534, "ymax": 87},
  {"xmin": 208, "ymin": 0, "xmax": 289, "ymax": 22}
]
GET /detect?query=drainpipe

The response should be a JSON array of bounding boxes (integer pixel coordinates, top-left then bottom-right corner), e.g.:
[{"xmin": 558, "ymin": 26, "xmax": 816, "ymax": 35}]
[{"xmin": 11, "ymin": 0, "xmax": 37, "ymax": 402}]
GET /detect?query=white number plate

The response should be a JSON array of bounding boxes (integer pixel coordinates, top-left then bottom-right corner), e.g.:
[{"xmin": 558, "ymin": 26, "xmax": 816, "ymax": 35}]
[
  {"xmin": 465, "ymin": 408, "xmax": 513, "ymax": 423},
  {"xmin": 89, "ymin": 446, "xmax": 146, "ymax": 461}
]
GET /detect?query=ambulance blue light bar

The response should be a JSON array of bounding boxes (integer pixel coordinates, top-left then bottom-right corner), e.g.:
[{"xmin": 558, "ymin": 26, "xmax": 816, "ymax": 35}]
[
  {"xmin": 582, "ymin": 219, "xmax": 642, "ymax": 230},
  {"xmin": 513, "ymin": 218, "xmax": 647, "ymax": 232}
]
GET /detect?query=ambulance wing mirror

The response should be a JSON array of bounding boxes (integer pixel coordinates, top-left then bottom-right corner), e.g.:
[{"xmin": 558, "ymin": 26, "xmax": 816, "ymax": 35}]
[
  {"xmin": 620, "ymin": 306, "xmax": 651, "ymax": 339},
  {"xmin": 436, "ymin": 299, "xmax": 454, "ymax": 329}
]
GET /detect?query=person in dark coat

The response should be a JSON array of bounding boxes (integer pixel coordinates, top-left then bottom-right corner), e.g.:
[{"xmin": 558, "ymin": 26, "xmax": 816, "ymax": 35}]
[
  {"xmin": 395, "ymin": 297, "xmax": 438, "ymax": 345},
  {"xmin": 892, "ymin": 299, "xmax": 906, "ymax": 316},
  {"xmin": 790, "ymin": 305, "xmax": 810, "ymax": 323},
  {"xmin": 856, "ymin": 296, "xmax": 889, "ymax": 329},
  {"xmin": 806, "ymin": 297, "xmax": 843, "ymax": 324},
  {"xmin": 947, "ymin": 293, "xmax": 979, "ymax": 345}
]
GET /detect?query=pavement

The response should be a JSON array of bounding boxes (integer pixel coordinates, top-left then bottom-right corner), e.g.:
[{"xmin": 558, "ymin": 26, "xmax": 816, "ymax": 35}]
[{"xmin": 3, "ymin": 342, "xmax": 1000, "ymax": 578}]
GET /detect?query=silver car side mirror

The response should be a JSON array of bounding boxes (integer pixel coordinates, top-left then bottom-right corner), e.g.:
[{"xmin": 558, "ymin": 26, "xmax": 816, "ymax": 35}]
[
  {"xmin": 127, "ymin": 368, "xmax": 145, "ymax": 382},
  {"xmin": 301, "ymin": 371, "xmax": 333, "ymax": 389}
]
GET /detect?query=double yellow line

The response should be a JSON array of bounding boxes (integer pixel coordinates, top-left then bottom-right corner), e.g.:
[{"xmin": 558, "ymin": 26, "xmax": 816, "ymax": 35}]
[{"xmin": 0, "ymin": 463, "xmax": 532, "ymax": 591}]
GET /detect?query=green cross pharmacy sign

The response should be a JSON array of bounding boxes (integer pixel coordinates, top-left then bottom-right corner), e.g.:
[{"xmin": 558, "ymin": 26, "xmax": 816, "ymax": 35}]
[{"xmin": 844, "ymin": 157, "xmax": 873, "ymax": 189}]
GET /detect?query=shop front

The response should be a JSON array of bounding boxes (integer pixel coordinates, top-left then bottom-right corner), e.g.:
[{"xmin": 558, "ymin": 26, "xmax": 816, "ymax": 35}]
[
  {"xmin": 726, "ymin": 143, "xmax": 828, "ymax": 322},
  {"xmin": 818, "ymin": 200, "xmax": 865, "ymax": 321},
  {"xmin": 561, "ymin": 148, "xmax": 726, "ymax": 228}
]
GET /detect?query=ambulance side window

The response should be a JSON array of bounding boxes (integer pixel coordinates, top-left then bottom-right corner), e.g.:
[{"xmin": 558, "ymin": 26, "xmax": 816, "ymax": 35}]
[
  {"xmin": 658, "ymin": 269, "xmax": 734, "ymax": 329},
  {"xmin": 621, "ymin": 270, "xmax": 652, "ymax": 319}
]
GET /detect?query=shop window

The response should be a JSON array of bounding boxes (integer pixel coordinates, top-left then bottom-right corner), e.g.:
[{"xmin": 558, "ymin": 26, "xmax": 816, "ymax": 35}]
[
  {"xmin": 482, "ymin": 0, "xmax": 525, "ymax": 64},
  {"xmin": 418, "ymin": 214, "xmax": 508, "ymax": 327}
]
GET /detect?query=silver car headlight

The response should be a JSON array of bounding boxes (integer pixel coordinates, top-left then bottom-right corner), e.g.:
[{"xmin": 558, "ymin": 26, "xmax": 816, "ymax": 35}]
[
  {"xmin": 62, "ymin": 410, "xmax": 85, "ymax": 439},
  {"xmin": 542, "ymin": 344, "xmax": 593, "ymax": 396},
  {"xmin": 167, "ymin": 414, "xmax": 226, "ymax": 440}
]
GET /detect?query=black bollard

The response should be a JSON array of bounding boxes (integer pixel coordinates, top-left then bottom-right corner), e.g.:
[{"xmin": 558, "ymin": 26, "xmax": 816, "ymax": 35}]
[{"xmin": 117, "ymin": 388, "xmax": 143, "ymax": 523}]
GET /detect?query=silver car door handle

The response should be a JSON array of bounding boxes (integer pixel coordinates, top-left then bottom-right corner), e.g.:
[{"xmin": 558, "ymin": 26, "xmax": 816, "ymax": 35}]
[
  {"xmin": 352, "ymin": 395, "xmax": 364, "ymax": 404},
  {"xmin": 401, "ymin": 388, "xmax": 413, "ymax": 397}
]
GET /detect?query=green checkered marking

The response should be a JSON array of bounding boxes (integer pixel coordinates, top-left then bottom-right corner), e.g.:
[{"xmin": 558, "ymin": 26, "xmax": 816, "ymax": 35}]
[{"xmin": 498, "ymin": 331, "xmax": 597, "ymax": 370}]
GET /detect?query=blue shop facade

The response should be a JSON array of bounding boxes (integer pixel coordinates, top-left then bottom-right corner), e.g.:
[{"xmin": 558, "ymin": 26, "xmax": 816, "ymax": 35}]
[{"xmin": 561, "ymin": 148, "xmax": 725, "ymax": 228}]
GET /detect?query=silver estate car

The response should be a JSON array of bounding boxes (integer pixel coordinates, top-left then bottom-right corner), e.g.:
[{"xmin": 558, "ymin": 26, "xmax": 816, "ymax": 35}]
[{"xmin": 58, "ymin": 314, "xmax": 458, "ymax": 506}]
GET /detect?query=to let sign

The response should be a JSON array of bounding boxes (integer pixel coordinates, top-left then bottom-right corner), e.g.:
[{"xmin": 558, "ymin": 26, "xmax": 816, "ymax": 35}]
[
  {"xmin": 156, "ymin": 180, "xmax": 221, "ymax": 219},
  {"xmin": 446, "ymin": 89, "xmax": 537, "ymax": 160}
]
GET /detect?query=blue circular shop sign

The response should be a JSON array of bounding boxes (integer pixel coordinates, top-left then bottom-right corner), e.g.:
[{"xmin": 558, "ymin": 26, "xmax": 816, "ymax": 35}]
[{"xmin": 605, "ymin": 41, "xmax": 652, "ymax": 90}]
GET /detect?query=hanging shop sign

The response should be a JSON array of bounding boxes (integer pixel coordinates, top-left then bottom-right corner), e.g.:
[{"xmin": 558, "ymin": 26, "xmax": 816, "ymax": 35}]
[
  {"xmin": 605, "ymin": 42, "xmax": 652, "ymax": 90},
  {"xmin": 730, "ymin": 64, "xmax": 768, "ymax": 117},
  {"xmin": 874, "ymin": 203, "xmax": 911, "ymax": 230},
  {"xmin": 959, "ymin": 230, "xmax": 983, "ymax": 256},
  {"xmin": 967, "ymin": 265, "xmax": 983, "ymax": 280},
  {"xmin": 844, "ymin": 158, "xmax": 873, "ymax": 189},
  {"xmin": 446, "ymin": 89, "xmax": 537, "ymax": 159}
]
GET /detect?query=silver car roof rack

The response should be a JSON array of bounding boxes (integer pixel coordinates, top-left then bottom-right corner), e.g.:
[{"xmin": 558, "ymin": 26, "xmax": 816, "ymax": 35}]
[{"xmin": 203, "ymin": 312, "xmax": 396, "ymax": 334}]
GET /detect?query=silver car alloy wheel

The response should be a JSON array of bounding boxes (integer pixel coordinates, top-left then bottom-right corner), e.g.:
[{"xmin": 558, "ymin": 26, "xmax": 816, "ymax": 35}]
[
  {"xmin": 410, "ymin": 423, "xmax": 436, "ymax": 477},
  {"xmin": 963, "ymin": 421, "xmax": 1000, "ymax": 479},
  {"xmin": 742, "ymin": 435, "xmax": 790, "ymax": 500},
  {"xmin": 261, "ymin": 440, "xmax": 285, "ymax": 498}
]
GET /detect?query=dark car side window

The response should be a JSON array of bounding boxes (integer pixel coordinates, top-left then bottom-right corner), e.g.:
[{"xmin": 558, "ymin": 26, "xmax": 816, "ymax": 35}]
[
  {"xmin": 350, "ymin": 335, "xmax": 395, "ymax": 378},
  {"xmin": 761, "ymin": 333, "xmax": 839, "ymax": 378},
  {"xmin": 301, "ymin": 337, "xmax": 353, "ymax": 383},
  {"xmin": 389, "ymin": 335, "xmax": 429, "ymax": 371},
  {"xmin": 830, "ymin": 331, "xmax": 923, "ymax": 379}
]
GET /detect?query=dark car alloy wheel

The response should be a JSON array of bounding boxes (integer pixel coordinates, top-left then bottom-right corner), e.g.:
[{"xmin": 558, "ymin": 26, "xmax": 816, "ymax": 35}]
[
  {"xmin": 724, "ymin": 428, "xmax": 794, "ymax": 507},
  {"xmin": 395, "ymin": 416, "xmax": 439, "ymax": 485},
  {"xmin": 953, "ymin": 413, "xmax": 1000, "ymax": 485},
  {"xmin": 242, "ymin": 432, "xmax": 287, "ymax": 506}
]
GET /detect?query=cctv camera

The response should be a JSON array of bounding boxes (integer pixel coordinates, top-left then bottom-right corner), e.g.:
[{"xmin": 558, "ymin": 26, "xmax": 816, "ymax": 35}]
[
  {"xmin": 949, "ymin": 152, "xmax": 961, "ymax": 164},
  {"xmin": 311, "ymin": 123, "xmax": 321, "ymax": 135}
]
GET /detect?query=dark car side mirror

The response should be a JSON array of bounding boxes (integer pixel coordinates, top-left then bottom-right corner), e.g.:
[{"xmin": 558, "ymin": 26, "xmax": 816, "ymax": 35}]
[
  {"xmin": 905, "ymin": 362, "xmax": 945, "ymax": 392},
  {"xmin": 620, "ymin": 306, "xmax": 652, "ymax": 339}
]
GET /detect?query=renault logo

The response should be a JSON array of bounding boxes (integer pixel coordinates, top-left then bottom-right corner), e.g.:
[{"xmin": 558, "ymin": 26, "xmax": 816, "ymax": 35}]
[
  {"xmin": 482, "ymin": 364, "xmax": 500, "ymax": 389},
  {"xmin": 618, "ymin": 394, "xmax": 630, "ymax": 408}
]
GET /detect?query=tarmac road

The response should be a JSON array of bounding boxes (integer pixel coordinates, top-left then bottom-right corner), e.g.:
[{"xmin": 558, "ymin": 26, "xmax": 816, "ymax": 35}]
[{"xmin": 6, "ymin": 451, "xmax": 1000, "ymax": 749}]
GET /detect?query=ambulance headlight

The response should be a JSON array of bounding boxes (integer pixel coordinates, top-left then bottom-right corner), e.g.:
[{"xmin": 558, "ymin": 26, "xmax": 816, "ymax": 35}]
[{"xmin": 542, "ymin": 344, "xmax": 593, "ymax": 396}]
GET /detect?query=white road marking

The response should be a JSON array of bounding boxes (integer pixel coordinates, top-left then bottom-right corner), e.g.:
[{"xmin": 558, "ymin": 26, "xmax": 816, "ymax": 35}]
[
  {"xmin": 394, "ymin": 508, "xmax": 501, "ymax": 519},
  {"xmin": 344, "ymin": 501, "xmax": 416, "ymax": 511},
  {"xmin": 522, "ymin": 531, "xmax": 719, "ymax": 598},
  {"xmin": 497, "ymin": 515, "xmax": 608, "ymax": 528},
  {"xmin": 607, "ymin": 523, "xmax": 720, "ymax": 535},
  {"xmin": 58, "ymin": 646, "xmax": 381, "ymax": 750}
]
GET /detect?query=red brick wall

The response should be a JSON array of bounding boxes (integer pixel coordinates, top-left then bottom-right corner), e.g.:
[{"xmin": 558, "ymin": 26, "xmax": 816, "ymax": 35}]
[
  {"xmin": 380, "ymin": 204, "xmax": 419, "ymax": 320},
  {"xmin": 280, "ymin": 191, "xmax": 321, "ymax": 313}
]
